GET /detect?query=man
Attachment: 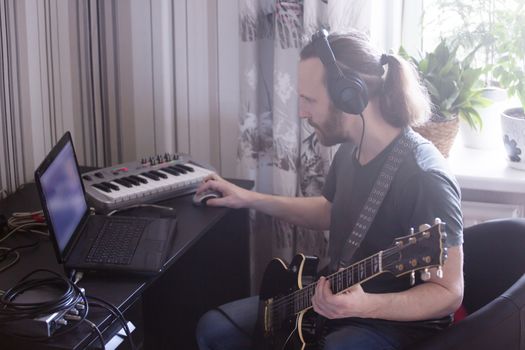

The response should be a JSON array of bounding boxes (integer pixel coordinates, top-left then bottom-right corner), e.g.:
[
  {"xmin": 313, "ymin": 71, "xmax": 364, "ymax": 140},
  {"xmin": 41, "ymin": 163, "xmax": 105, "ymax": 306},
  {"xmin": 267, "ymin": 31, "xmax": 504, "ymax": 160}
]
[{"xmin": 196, "ymin": 30, "xmax": 463, "ymax": 350}]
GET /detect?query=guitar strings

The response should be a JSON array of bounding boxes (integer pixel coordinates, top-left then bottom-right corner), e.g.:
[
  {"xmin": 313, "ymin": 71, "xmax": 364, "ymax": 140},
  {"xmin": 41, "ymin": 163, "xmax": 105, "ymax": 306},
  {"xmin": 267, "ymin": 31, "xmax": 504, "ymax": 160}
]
[
  {"xmin": 269, "ymin": 243, "xmax": 416, "ymax": 315},
  {"xmin": 270, "ymin": 236, "xmax": 441, "ymax": 316}
]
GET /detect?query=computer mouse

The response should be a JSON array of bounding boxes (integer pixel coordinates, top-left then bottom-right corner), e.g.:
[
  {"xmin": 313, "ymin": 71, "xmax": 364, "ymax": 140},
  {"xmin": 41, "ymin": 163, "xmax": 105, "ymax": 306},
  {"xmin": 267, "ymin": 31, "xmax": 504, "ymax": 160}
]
[{"xmin": 192, "ymin": 189, "xmax": 222, "ymax": 206}]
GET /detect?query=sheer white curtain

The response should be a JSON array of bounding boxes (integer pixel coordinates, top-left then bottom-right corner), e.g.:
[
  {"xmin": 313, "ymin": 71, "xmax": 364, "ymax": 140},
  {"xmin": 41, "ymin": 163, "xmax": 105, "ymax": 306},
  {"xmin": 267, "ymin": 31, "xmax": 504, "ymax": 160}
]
[{"xmin": 237, "ymin": 0, "xmax": 372, "ymax": 291}]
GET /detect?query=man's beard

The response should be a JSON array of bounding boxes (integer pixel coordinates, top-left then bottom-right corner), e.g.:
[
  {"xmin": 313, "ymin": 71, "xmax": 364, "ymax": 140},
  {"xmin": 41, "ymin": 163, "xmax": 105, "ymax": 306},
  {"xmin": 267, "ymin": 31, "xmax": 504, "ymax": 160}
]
[{"xmin": 309, "ymin": 108, "xmax": 345, "ymax": 146}]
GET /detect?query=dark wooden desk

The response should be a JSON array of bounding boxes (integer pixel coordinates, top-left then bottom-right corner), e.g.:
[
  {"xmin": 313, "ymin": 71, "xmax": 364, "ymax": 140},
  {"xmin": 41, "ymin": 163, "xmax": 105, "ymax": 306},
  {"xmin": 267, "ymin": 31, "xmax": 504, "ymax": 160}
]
[{"xmin": 0, "ymin": 180, "xmax": 252, "ymax": 349}]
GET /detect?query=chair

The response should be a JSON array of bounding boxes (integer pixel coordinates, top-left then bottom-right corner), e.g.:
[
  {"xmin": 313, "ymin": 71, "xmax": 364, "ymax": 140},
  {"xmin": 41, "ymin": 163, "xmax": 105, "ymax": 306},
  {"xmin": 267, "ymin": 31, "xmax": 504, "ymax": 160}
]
[{"xmin": 407, "ymin": 218, "xmax": 525, "ymax": 350}]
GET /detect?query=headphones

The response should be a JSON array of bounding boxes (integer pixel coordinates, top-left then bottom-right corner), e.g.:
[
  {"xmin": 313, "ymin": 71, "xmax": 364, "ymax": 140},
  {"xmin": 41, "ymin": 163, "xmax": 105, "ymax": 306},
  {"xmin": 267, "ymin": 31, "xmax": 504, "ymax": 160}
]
[{"xmin": 311, "ymin": 29, "xmax": 368, "ymax": 115}]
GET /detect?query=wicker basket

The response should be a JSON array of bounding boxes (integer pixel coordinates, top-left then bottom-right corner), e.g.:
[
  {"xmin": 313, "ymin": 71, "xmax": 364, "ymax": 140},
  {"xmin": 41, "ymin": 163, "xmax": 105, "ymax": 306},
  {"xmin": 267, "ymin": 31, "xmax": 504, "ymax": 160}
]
[{"xmin": 413, "ymin": 117, "xmax": 459, "ymax": 158}]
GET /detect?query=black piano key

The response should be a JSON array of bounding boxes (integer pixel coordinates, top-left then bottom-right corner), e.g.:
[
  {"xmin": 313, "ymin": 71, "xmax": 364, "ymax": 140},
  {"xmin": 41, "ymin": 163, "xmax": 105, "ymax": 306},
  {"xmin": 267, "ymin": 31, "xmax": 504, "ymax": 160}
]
[
  {"xmin": 93, "ymin": 183, "xmax": 111, "ymax": 193},
  {"xmin": 131, "ymin": 175, "xmax": 148, "ymax": 184},
  {"xmin": 150, "ymin": 170, "xmax": 168, "ymax": 179},
  {"xmin": 123, "ymin": 176, "xmax": 140, "ymax": 186},
  {"xmin": 173, "ymin": 165, "xmax": 187, "ymax": 174},
  {"xmin": 114, "ymin": 178, "xmax": 133, "ymax": 188},
  {"xmin": 103, "ymin": 181, "xmax": 120, "ymax": 191},
  {"xmin": 177, "ymin": 164, "xmax": 195, "ymax": 172},
  {"xmin": 160, "ymin": 167, "xmax": 178, "ymax": 176},
  {"xmin": 142, "ymin": 172, "xmax": 160, "ymax": 181},
  {"xmin": 167, "ymin": 166, "xmax": 182, "ymax": 175}
]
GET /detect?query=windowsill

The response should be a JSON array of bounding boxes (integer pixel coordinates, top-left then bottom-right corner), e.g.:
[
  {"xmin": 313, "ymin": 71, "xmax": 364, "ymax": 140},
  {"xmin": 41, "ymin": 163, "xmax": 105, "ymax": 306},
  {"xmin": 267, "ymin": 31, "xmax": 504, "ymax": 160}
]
[{"xmin": 448, "ymin": 140, "xmax": 525, "ymax": 194}]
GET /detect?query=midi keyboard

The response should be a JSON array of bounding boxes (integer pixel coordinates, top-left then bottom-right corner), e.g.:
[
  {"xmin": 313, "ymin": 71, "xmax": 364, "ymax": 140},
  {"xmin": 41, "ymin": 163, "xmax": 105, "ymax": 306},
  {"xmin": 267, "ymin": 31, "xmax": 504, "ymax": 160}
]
[{"xmin": 82, "ymin": 153, "xmax": 215, "ymax": 213}]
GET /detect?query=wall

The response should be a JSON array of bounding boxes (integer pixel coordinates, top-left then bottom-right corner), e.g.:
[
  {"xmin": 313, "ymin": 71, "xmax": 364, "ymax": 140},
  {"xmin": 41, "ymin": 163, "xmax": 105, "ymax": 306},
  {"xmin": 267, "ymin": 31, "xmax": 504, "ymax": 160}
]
[{"xmin": 0, "ymin": 0, "xmax": 240, "ymax": 197}]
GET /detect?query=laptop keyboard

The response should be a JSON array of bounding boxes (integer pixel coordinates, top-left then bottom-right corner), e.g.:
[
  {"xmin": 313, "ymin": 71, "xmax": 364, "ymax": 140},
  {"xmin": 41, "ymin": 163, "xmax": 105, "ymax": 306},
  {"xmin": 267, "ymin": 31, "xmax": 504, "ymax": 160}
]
[{"xmin": 86, "ymin": 217, "xmax": 150, "ymax": 265}]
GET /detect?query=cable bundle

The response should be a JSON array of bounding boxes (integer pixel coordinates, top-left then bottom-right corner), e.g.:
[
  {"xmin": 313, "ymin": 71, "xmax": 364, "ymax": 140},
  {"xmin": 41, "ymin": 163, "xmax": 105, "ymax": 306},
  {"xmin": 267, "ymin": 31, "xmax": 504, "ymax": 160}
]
[
  {"xmin": 0, "ymin": 211, "xmax": 48, "ymax": 273},
  {"xmin": 0, "ymin": 269, "xmax": 136, "ymax": 349},
  {"xmin": 0, "ymin": 269, "xmax": 87, "ymax": 338}
]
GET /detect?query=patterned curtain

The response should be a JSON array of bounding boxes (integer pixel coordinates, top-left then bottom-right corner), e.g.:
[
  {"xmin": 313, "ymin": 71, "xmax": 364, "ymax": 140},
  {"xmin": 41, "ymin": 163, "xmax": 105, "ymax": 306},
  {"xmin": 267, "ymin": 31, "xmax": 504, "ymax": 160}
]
[{"xmin": 237, "ymin": 0, "xmax": 371, "ymax": 291}]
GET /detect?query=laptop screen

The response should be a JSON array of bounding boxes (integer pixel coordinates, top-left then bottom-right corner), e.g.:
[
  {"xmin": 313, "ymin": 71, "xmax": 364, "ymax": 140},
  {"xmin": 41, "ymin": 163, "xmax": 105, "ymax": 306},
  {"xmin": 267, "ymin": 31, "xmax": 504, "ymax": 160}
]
[{"xmin": 38, "ymin": 139, "xmax": 88, "ymax": 254}]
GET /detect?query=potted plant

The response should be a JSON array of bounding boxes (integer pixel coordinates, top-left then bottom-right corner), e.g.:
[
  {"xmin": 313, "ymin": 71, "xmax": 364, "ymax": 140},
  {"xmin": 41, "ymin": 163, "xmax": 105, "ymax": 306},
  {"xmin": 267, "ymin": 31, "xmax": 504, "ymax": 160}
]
[
  {"xmin": 421, "ymin": 0, "xmax": 507, "ymax": 150},
  {"xmin": 491, "ymin": 5, "xmax": 525, "ymax": 170},
  {"xmin": 399, "ymin": 39, "xmax": 489, "ymax": 157}
]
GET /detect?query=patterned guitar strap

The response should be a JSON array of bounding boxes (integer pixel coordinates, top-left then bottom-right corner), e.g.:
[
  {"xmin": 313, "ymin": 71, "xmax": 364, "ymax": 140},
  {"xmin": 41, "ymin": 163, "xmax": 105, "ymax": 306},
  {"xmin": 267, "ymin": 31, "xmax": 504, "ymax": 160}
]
[{"xmin": 337, "ymin": 127, "xmax": 421, "ymax": 269}]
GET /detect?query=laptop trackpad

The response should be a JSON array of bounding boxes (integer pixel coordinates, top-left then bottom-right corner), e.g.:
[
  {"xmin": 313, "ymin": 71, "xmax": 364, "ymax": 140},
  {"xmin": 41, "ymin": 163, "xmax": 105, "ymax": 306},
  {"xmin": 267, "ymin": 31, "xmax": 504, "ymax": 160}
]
[
  {"xmin": 146, "ymin": 252, "xmax": 163, "ymax": 267},
  {"xmin": 145, "ymin": 228, "xmax": 170, "ymax": 241},
  {"xmin": 143, "ymin": 239, "xmax": 165, "ymax": 252}
]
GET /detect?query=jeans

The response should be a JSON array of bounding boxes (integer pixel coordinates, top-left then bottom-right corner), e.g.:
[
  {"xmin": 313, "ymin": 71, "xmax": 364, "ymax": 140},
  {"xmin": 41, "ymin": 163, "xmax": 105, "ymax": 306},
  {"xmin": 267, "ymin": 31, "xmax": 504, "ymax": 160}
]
[{"xmin": 196, "ymin": 296, "xmax": 440, "ymax": 350}]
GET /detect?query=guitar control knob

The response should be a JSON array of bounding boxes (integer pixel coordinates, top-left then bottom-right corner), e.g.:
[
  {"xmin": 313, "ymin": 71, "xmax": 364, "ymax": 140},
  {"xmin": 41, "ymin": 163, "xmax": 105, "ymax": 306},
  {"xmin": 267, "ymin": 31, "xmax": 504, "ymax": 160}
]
[
  {"xmin": 421, "ymin": 268, "xmax": 431, "ymax": 281},
  {"xmin": 437, "ymin": 266, "xmax": 444, "ymax": 278},
  {"xmin": 410, "ymin": 271, "xmax": 416, "ymax": 286}
]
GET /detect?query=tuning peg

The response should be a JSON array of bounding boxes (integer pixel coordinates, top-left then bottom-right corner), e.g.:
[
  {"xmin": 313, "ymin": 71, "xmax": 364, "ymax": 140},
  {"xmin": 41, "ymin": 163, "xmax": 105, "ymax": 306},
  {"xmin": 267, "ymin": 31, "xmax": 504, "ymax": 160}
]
[
  {"xmin": 418, "ymin": 223, "xmax": 431, "ymax": 232},
  {"xmin": 410, "ymin": 271, "xmax": 416, "ymax": 286},
  {"xmin": 421, "ymin": 268, "xmax": 431, "ymax": 281},
  {"xmin": 437, "ymin": 266, "xmax": 444, "ymax": 278}
]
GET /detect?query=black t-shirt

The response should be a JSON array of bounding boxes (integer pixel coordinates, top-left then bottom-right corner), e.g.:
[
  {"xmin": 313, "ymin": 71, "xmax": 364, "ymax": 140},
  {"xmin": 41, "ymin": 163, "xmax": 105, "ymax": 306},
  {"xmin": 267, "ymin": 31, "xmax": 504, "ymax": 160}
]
[{"xmin": 322, "ymin": 131, "xmax": 463, "ymax": 294}]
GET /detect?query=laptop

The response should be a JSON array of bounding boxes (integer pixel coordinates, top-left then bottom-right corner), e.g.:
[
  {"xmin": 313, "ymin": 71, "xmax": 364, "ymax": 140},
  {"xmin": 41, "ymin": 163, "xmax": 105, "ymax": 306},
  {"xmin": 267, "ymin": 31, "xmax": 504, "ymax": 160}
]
[{"xmin": 34, "ymin": 132, "xmax": 177, "ymax": 275}]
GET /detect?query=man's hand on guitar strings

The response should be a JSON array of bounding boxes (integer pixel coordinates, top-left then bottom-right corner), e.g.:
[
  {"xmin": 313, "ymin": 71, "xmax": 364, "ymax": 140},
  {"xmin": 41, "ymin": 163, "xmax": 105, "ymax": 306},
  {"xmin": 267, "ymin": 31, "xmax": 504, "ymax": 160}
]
[{"xmin": 311, "ymin": 276, "xmax": 378, "ymax": 319}]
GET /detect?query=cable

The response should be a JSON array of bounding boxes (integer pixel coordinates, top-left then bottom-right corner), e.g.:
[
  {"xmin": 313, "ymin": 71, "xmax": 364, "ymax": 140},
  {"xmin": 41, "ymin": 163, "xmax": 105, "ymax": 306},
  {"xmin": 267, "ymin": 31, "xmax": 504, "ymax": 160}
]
[
  {"xmin": 213, "ymin": 307, "xmax": 252, "ymax": 339},
  {"xmin": 356, "ymin": 113, "xmax": 366, "ymax": 163},
  {"xmin": 4, "ymin": 210, "xmax": 49, "ymax": 238},
  {"xmin": 87, "ymin": 298, "xmax": 136, "ymax": 350},
  {"xmin": 0, "ymin": 248, "xmax": 20, "ymax": 273},
  {"xmin": 0, "ymin": 239, "xmax": 40, "ymax": 263},
  {"xmin": 84, "ymin": 318, "xmax": 105, "ymax": 350},
  {"xmin": 0, "ymin": 223, "xmax": 48, "ymax": 244},
  {"xmin": 0, "ymin": 269, "xmax": 88, "ymax": 340},
  {"xmin": 106, "ymin": 204, "xmax": 175, "ymax": 217}
]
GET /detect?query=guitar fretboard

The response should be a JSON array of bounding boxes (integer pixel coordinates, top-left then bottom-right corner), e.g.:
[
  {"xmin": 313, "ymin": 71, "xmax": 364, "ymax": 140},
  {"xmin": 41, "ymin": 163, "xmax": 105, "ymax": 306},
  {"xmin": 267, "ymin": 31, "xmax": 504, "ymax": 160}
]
[{"xmin": 291, "ymin": 253, "xmax": 382, "ymax": 314}]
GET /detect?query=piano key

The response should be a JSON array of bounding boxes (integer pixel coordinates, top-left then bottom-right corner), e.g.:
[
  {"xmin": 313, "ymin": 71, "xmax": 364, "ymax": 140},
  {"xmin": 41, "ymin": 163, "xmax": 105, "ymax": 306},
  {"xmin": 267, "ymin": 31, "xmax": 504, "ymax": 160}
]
[
  {"xmin": 114, "ymin": 178, "xmax": 133, "ymax": 188},
  {"xmin": 93, "ymin": 183, "xmax": 111, "ymax": 193},
  {"xmin": 173, "ymin": 165, "xmax": 188, "ymax": 174},
  {"xmin": 141, "ymin": 172, "xmax": 160, "ymax": 181},
  {"xmin": 150, "ymin": 170, "xmax": 168, "ymax": 179},
  {"xmin": 177, "ymin": 164, "xmax": 195, "ymax": 172},
  {"xmin": 131, "ymin": 175, "xmax": 148, "ymax": 184},
  {"xmin": 103, "ymin": 182, "xmax": 120, "ymax": 191},
  {"xmin": 160, "ymin": 167, "xmax": 179, "ymax": 176},
  {"xmin": 123, "ymin": 176, "xmax": 140, "ymax": 186}
]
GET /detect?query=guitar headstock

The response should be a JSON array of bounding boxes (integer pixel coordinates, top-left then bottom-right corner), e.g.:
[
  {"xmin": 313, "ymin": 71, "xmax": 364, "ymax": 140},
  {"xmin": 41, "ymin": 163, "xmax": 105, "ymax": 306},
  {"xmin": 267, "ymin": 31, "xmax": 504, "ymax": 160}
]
[{"xmin": 382, "ymin": 218, "xmax": 447, "ymax": 279}]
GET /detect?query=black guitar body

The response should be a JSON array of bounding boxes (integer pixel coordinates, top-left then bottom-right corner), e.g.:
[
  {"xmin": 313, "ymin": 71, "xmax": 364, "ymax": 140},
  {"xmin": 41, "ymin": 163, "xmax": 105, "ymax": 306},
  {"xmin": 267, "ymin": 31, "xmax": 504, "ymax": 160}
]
[{"xmin": 254, "ymin": 254, "xmax": 321, "ymax": 350}]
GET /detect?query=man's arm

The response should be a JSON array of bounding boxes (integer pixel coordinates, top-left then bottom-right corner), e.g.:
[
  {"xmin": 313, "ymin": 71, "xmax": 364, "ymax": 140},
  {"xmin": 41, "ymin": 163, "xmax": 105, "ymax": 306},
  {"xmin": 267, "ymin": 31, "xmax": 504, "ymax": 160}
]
[
  {"xmin": 196, "ymin": 174, "xmax": 332, "ymax": 231},
  {"xmin": 312, "ymin": 245, "xmax": 464, "ymax": 321}
]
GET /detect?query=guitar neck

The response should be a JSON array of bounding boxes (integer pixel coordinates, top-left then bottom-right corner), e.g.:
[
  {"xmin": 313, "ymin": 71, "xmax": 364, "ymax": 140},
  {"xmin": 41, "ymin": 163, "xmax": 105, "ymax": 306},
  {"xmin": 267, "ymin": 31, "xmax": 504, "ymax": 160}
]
[{"xmin": 293, "ymin": 252, "xmax": 383, "ymax": 314}]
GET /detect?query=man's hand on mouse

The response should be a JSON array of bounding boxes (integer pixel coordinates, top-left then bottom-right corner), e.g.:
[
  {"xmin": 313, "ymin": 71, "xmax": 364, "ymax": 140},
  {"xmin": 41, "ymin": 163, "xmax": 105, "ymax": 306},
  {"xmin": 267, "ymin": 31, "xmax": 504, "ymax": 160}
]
[{"xmin": 195, "ymin": 174, "xmax": 253, "ymax": 208}]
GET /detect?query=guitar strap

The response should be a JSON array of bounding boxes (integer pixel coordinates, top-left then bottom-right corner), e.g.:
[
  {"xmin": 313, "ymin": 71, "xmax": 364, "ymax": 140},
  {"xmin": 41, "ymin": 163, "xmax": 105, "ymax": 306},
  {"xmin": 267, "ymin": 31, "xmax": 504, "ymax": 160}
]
[{"xmin": 337, "ymin": 127, "xmax": 421, "ymax": 269}]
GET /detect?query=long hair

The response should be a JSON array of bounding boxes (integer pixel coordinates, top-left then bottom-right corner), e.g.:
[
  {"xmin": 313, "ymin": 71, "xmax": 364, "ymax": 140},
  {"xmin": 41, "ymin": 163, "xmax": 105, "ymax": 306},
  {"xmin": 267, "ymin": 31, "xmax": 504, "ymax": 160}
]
[{"xmin": 300, "ymin": 30, "xmax": 431, "ymax": 127}]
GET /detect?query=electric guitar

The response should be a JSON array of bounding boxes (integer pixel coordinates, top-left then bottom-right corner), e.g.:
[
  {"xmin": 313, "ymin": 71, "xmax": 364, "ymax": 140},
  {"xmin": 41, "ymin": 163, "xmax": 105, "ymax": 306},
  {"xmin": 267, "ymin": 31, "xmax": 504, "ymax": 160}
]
[{"xmin": 255, "ymin": 219, "xmax": 448, "ymax": 350}]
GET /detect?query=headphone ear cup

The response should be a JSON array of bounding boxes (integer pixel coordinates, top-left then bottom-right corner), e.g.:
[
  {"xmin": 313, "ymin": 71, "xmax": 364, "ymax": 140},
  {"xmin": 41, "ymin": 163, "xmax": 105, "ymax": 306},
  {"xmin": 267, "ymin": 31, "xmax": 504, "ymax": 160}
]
[{"xmin": 328, "ymin": 74, "xmax": 369, "ymax": 115}]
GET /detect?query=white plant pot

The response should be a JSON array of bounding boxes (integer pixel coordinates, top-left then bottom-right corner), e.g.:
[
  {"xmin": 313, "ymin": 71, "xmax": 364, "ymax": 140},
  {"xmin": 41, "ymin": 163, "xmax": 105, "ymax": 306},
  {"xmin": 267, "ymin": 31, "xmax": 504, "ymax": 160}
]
[
  {"xmin": 460, "ymin": 87, "xmax": 507, "ymax": 149},
  {"xmin": 501, "ymin": 107, "xmax": 525, "ymax": 170}
]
